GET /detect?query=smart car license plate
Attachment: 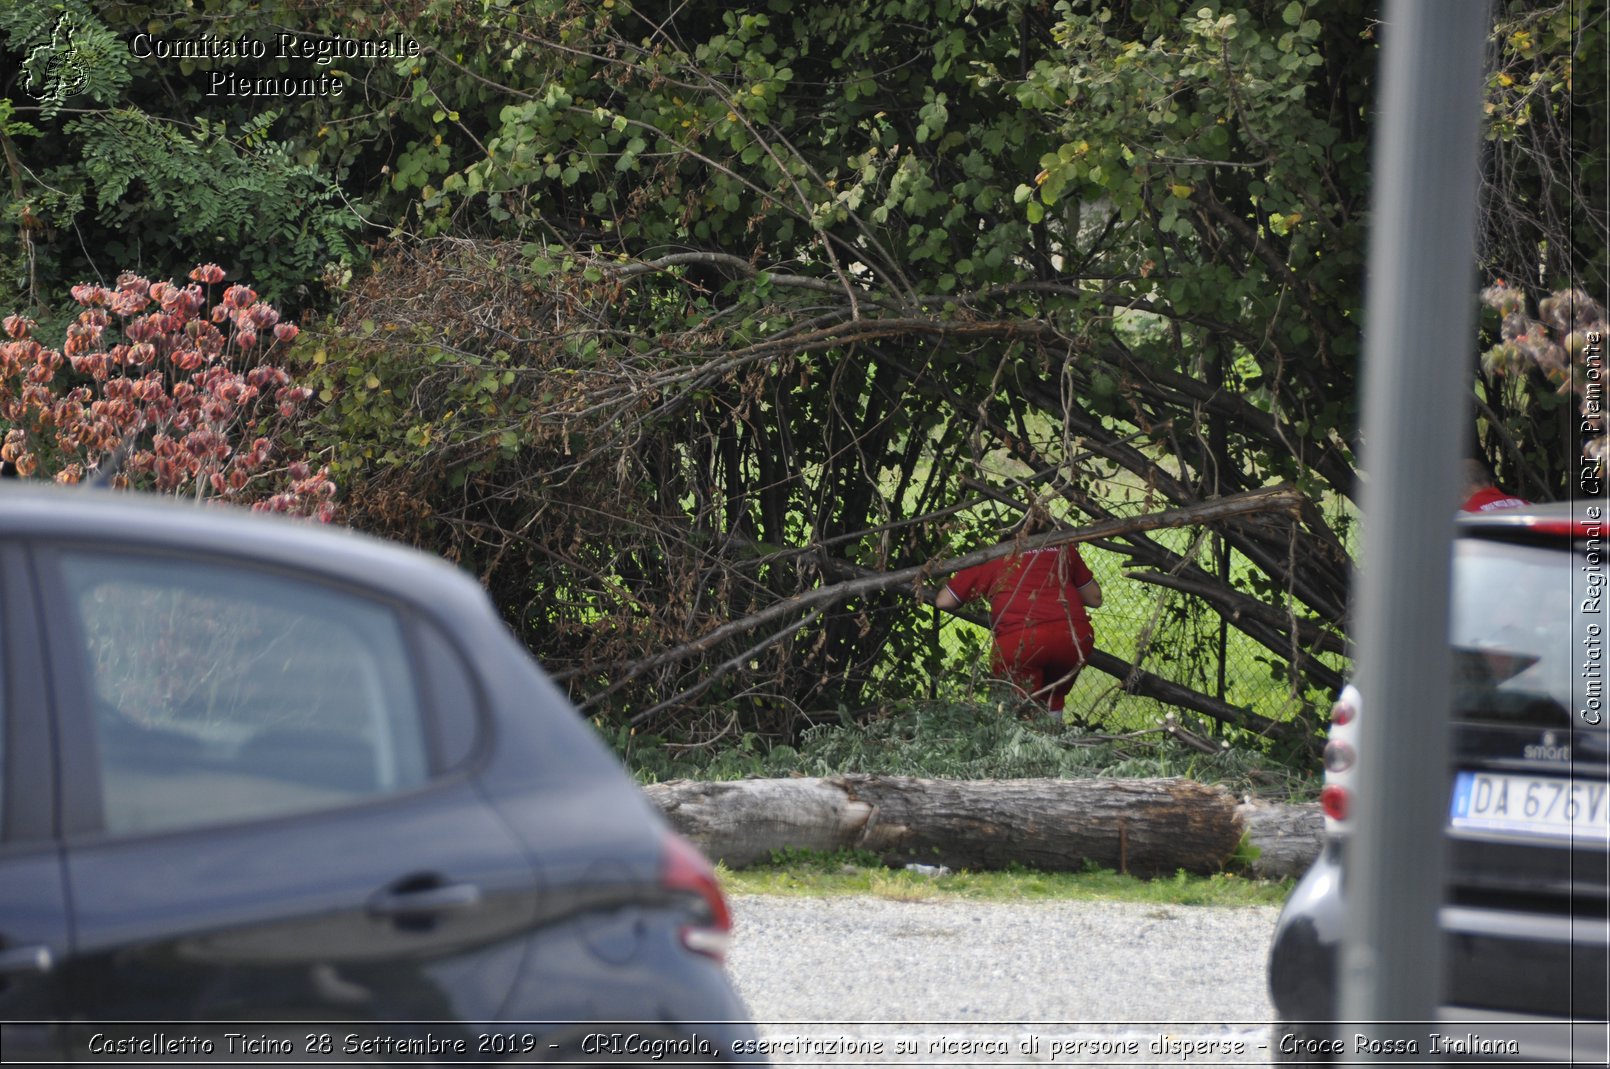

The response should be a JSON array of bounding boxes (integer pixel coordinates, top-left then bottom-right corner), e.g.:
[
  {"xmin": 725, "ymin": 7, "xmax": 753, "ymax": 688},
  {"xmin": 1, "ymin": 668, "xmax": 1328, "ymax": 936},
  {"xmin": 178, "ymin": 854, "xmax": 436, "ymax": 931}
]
[{"xmin": 1450, "ymin": 771, "xmax": 1610, "ymax": 841}]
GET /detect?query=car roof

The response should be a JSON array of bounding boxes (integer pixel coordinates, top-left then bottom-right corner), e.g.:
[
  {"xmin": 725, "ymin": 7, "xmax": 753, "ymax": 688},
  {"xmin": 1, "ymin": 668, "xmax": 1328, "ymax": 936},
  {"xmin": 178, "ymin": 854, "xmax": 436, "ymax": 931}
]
[
  {"xmin": 0, "ymin": 485, "xmax": 494, "ymax": 616},
  {"xmin": 1456, "ymin": 499, "xmax": 1602, "ymax": 540}
]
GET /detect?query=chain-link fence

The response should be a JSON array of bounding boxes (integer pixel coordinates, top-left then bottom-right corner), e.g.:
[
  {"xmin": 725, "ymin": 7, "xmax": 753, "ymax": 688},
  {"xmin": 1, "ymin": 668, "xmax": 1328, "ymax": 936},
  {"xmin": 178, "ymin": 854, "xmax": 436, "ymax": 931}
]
[{"xmin": 927, "ymin": 534, "xmax": 1349, "ymax": 739}]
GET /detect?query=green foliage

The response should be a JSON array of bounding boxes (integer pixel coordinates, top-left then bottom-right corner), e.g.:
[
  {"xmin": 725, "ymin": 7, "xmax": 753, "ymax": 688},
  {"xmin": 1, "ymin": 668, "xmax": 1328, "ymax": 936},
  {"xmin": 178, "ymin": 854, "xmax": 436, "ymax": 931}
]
[
  {"xmin": 290, "ymin": 1, "xmax": 1376, "ymax": 750},
  {"xmin": 620, "ymin": 692, "xmax": 1317, "ymax": 802},
  {"xmin": 1013, "ymin": 0, "xmax": 1371, "ymax": 487},
  {"xmin": 761, "ymin": 846, "xmax": 885, "ymax": 871},
  {"xmin": 291, "ymin": 327, "xmax": 529, "ymax": 493},
  {"xmin": 2, "ymin": 2, "xmax": 133, "ymax": 117},
  {"xmin": 64, "ymin": 110, "xmax": 364, "ymax": 301},
  {"xmin": 0, "ymin": 0, "xmax": 394, "ymax": 312},
  {"xmin": 10, "ymin": 0, "xmax": 1581, "ymax": 770},
  {"xmin": 247, "ymin": 1, "xmax": 1588, "ymax": 768},
  {"xmin": 1228, "ymin": 833, "xmax": 1264, "ymax": 873}
]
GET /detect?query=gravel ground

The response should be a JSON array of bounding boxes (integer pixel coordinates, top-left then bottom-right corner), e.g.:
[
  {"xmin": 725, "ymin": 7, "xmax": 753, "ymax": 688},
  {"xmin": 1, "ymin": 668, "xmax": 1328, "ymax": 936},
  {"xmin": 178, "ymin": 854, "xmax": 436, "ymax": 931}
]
[{"xmin": 723, "ymin": 894, "xmax": 1282, "ymax": 1066}]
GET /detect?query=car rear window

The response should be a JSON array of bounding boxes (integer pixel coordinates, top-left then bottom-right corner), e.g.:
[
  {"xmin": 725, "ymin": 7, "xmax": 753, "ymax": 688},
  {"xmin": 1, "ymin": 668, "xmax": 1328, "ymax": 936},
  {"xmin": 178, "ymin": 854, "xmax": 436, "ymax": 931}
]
[{"xmin": 1451, "ymin": 538, "xmax": 1599, "ymax": 731}]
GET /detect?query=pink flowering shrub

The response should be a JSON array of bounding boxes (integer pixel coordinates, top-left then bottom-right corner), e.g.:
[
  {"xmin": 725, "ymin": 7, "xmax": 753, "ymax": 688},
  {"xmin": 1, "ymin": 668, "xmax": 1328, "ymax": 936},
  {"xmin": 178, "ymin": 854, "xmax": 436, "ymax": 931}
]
[
  {"xmin": 1480, "ymin": 283, "xmax": 1608, "ymax": 470},
  {"xmin": 0, "ymin": 264, "xmax": 336, "ymax": 520}
]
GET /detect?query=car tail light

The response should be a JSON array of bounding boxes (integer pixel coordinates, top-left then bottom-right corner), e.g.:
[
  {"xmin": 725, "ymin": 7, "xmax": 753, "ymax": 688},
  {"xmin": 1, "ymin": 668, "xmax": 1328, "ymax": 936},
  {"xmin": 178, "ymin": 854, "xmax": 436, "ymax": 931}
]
[
  {"xmin": 1322, "ymin": 740, "xmax": 1355, "ymax": 773},
  {"xmin": 1320, "ymin": 784, "xmax": 1350, "ymax": 822},
  {"xmin": 661, "ymin": 832, "xmax": 731, "ymax": 962},
  {"xmin": 1330, "ymin": 697, "xmax": 1355, "ymax": 726}
]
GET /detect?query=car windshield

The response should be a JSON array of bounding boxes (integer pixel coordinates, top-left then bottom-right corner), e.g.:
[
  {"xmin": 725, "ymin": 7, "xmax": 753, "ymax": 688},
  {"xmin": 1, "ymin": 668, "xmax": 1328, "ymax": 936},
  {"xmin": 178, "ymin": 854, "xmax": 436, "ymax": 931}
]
[{"xmin": 1450, "ymin": 537, "xmax": 1596, "ymax": 729}]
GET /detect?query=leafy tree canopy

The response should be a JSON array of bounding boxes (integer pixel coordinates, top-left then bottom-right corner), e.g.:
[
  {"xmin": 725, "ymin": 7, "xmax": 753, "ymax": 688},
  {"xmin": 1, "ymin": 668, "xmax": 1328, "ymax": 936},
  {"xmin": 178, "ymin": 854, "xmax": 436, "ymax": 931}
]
[{"xmin": 2, "ymin": 0, "xmax": 1601, "ymax": 749}]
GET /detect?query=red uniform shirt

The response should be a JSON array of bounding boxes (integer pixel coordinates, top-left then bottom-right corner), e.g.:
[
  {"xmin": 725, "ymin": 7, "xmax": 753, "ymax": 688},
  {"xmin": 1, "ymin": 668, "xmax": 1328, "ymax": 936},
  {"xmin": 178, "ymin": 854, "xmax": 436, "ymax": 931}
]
[
  {"xmin": 1461, "ymin": 486, "xmax": 1529, "ymax": 512},
  {"xmin": 944, "ymin": 546, "xmax": 1095, "ymax": 643}
]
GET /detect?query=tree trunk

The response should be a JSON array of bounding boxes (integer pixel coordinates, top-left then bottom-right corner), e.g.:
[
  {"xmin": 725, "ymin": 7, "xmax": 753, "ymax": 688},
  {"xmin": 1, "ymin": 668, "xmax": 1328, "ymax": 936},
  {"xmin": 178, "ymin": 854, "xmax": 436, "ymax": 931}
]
[
  {"xmin": 645, "ymin": 774, "xmax": 1253, "ymax": 878},
  {"xmin": 1236, "ymin": 799, "xmax": 1326, "ymax": 880}
]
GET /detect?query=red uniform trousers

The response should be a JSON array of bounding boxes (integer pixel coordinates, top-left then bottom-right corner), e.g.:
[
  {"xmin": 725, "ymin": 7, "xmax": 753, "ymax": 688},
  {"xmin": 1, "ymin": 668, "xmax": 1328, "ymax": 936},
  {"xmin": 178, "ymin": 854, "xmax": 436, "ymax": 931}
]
[{"xmin": 992, "ymin": 621, "xmax": 1093, "ymax": 712}]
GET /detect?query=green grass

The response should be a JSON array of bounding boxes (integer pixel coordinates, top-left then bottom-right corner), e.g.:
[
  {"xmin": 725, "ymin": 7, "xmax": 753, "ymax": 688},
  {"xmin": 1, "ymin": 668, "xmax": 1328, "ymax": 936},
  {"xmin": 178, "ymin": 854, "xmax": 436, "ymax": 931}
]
[
  {"xmin": 626, "ymin": 692, "xmax": 1321, "ymax": 801},
  {"xmin": 717, "ymin": 849, "xmax": 1294, "ymax": 907}
]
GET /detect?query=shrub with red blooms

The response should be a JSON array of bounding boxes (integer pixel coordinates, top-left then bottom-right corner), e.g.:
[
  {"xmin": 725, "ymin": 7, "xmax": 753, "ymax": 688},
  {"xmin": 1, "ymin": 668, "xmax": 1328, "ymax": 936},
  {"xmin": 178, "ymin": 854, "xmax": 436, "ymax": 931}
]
[
  {"xmin": 0, "ymin": 264, "xmax": 335, "ymax": 521},
  {"xmin": 1480, "ymin": 283, "xmax": 1608, "ymax": 471}
]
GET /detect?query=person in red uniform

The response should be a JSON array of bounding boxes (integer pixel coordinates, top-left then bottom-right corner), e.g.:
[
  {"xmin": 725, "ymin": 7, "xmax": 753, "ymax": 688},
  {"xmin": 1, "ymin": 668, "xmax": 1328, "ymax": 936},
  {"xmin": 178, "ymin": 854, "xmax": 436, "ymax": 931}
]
[
  {"xmin": 1460, "ymin": 459, "xmax": 1529, "ymax": 513},
  {"xmin": 934, "ymin": 518, "xmax": 1102, "ymax": 712}
]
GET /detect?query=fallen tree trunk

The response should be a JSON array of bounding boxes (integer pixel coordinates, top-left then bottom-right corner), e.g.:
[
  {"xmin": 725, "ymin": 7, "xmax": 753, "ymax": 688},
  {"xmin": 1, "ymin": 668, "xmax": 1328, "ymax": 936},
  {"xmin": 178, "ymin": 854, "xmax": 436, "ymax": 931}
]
[
  {"xmin": 838, "ymin": 774, "xmax": 1241, "ymax": 878},
  {"xmin": 651, "ymin": 775, "xmax": 1209, "ymax": 878},
  {"xmin": 1236, "ymin": 798, "xmax": 1326, "ymax": 880},
  {"xmin": 643, "ymin": 775, "xmax": 1322, "ymax": 880}
]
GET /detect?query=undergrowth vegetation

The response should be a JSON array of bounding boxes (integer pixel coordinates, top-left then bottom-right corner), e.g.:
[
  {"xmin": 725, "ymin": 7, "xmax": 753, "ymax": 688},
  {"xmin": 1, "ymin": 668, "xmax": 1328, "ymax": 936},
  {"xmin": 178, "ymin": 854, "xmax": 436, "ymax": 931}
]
[{"xmin": 618, "ymin": 689, "xmax": 1319, "ymax": 802}]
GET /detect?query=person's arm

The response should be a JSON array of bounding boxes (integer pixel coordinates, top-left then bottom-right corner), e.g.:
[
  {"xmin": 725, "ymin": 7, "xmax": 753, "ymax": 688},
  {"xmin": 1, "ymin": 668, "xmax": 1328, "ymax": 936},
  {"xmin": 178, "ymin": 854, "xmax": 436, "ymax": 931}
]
[
  {"xmin": 936, "ymin": 560, "xmax": 993, "ymax": 612},
  {"xmin": 1063, "ymin": 546, "xmax": 1102, "ymax": 609}
]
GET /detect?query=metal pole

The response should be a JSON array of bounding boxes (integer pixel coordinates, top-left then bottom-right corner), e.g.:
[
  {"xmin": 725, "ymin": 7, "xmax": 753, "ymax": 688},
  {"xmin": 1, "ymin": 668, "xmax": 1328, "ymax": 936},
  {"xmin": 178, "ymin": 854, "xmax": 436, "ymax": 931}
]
[{"xmin": 1340, "ymin": 0, "xmax": 1489, "ymax": 1054}]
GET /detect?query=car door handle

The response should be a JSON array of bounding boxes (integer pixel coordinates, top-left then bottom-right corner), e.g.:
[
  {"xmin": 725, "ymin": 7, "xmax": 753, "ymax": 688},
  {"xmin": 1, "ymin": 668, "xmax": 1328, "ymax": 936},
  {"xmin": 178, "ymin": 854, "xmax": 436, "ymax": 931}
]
[
  {"xmin": 367, "ymin": 880, "xmax": 482, "ymax": 919},
  {"xmin": 0, "ymin": 945, "xmax": 53, "ymax": 976}
]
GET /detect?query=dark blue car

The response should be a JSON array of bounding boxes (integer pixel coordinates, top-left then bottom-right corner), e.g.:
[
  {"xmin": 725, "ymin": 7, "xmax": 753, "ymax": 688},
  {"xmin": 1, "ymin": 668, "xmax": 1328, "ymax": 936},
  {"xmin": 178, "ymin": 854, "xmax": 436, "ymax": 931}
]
[{"xmin": 0, "ymin": 487, "xmax": 756, "ymax": 1062}]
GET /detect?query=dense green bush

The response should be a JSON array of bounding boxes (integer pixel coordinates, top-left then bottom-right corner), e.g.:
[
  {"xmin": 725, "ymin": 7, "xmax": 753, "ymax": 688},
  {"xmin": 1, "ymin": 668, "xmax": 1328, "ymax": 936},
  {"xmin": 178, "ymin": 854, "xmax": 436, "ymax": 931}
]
[{"xmin": 3, "ymin": 0, "xmax": 1599, "ymax": 770}]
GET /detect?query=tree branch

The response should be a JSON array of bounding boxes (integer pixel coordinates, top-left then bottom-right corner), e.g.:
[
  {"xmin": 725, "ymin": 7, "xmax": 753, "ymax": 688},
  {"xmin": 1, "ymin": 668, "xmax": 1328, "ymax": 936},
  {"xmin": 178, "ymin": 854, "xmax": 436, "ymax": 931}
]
[{"xmin": 561, "ymin": 486, "xmax": 1307, "ymax": 701}]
